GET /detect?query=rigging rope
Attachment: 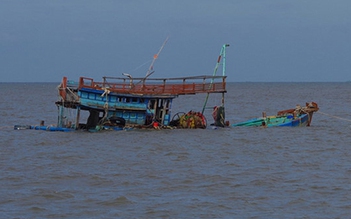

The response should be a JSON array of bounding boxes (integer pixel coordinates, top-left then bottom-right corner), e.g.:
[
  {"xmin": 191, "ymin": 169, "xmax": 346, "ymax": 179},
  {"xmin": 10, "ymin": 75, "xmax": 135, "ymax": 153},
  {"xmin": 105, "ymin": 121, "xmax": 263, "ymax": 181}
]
[
  {"xmin": 131, "ymin": 59, "xmax": 152, "ymax": 73},
  {"xmin": 317, "ymin": 111, "xmax": 351, "ymax": 122},
  {"xmin": 66, "ymin": 87, "xmax": 79, "ymax": 101}
]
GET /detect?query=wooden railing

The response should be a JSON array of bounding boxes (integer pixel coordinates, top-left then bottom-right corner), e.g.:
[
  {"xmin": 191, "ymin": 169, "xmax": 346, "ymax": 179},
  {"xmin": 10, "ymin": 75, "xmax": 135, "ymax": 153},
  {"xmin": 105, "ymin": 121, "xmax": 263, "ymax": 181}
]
[{"xmin": 78, "ymin": 75, "xmax": 226, "ymax": 95}]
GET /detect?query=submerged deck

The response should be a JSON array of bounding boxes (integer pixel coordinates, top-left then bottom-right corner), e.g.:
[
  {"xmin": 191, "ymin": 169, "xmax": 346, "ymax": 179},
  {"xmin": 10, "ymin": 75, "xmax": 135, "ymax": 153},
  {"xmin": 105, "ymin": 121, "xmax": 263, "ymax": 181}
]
[{"xmin": 77, "ymin": 75, "xmax": 227, "ymax": 96}]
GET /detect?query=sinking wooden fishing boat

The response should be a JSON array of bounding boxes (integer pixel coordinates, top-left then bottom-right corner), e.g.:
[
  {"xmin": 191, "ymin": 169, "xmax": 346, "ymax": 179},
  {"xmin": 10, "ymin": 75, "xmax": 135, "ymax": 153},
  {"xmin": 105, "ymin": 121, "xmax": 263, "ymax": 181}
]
[
  {"xmin": 54, "ymin": 74, "xmax": 226, "ymax": 131},
  {"xmin": 15, "ymin": 43, "xmax": 230, "ymax": 132},
  {"xmin": 232, "ymin": 102, "xmax": 319, "ymax": 127}
]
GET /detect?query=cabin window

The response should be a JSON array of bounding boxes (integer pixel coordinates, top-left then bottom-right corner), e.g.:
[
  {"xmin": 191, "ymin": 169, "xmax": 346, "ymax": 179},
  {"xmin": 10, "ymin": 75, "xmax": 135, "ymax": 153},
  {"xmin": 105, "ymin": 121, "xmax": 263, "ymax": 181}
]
[
  {"xmin": 132, "ymin": 97, "xmax": 138, "ymax": 103},
  {"xmin": 96, "ymin": 95, "xmax": 103, "ymax": 101},
  {"xmin": 89, "ymin": 93, "xmax": 95, "ymax": 100},
  {"xmin": 110, "ymin": 96, "xmax": 116, "ymax": 102},
  {"xmin": 81, "ymin": 92, "xmax": 88, "ymax": 99}
]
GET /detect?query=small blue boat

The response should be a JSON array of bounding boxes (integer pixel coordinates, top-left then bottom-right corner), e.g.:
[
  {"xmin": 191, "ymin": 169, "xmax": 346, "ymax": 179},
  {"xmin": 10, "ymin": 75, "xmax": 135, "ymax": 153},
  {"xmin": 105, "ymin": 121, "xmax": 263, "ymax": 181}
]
[
  {"xmin": 232, "ymin": 102, "xmax": 319, "ymax": 127},
  {"xmin": 13, "ymin": 125, "xmax": 73, "ymax": 132}
]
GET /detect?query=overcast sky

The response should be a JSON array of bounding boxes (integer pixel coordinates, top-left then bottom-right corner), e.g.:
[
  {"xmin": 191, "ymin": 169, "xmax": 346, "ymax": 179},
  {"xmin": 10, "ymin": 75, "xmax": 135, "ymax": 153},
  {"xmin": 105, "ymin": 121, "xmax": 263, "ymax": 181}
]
[{"xmin": 1, "ymin": 0, "xmax": 350, "ymax": 82}]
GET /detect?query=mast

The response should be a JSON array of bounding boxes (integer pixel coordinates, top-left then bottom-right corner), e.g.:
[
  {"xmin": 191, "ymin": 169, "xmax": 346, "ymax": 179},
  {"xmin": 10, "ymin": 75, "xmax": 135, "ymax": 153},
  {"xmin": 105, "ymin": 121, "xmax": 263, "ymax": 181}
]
[
  {"xmin": 132, "ymin": 36, "xmax": 169, "ymax": 87},
  {"xmin": 145, "ymin": 36, "xmax": 169, "ymax": 79},
  {"xmin": 201, "ymin": 44, "xmax": 230, "ymax": 114}
]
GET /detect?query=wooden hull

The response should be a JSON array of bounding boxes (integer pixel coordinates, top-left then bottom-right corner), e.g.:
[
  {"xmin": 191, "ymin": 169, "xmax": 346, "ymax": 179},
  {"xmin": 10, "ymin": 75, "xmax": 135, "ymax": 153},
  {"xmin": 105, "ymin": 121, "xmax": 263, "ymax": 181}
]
[
  {"xmin": 232, "ymin": 102, "xmax": 318, "ymax": 128},
  {"xmin": 232, "ymin": 114, "xmax": 310, "ymax": 127}
]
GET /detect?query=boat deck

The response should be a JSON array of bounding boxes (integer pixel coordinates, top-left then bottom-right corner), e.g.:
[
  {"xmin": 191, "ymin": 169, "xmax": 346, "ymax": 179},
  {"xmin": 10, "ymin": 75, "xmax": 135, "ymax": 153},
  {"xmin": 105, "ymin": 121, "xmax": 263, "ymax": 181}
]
[{"xmin": 77, "ymin": 75, "xmax": 227, "ymax": 96}]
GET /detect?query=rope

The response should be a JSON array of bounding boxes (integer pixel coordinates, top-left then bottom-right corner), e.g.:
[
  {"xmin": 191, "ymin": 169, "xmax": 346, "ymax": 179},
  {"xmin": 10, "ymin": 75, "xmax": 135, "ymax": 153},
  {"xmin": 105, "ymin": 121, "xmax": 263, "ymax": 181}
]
[
  {"xmin": 132, "ymin": 59, "xmax": 152, "ymax": 72},
  {"xmin": 66, "ymin": 87, "xmax": 79, "ymax": 101},
  {"xmin": 98, "ymin": 88, "xmax": 110, "ymax": 125},
  {"xmin": 317, "ymin": 111, "xmax": 351, "ymax": 122}
]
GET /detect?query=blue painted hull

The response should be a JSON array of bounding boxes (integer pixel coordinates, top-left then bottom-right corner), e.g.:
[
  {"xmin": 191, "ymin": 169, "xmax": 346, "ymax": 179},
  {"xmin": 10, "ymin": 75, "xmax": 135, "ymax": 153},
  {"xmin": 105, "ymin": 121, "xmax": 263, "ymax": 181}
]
[
  {"xmin": 275, "ymin": 114, "xmax": 309, "ymax": 127},
  {"xmin": 232, "ymin": 114, "xmax": 310, "ymax": 127},
  {"xmin": 14, "ymin": 125, "xmax": 131, "ymax": 132},
  {"xmin": 14, "ymin": 125, "xmax": 73, "ymax": 132}
]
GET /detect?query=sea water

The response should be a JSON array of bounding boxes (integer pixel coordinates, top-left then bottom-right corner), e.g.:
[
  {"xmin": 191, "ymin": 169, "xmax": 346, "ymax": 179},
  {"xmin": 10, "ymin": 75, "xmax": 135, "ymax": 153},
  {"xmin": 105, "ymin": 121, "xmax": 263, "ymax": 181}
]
[{"xmin": 1, "ymin": 82, "xmax": 351, "ymax": 218}]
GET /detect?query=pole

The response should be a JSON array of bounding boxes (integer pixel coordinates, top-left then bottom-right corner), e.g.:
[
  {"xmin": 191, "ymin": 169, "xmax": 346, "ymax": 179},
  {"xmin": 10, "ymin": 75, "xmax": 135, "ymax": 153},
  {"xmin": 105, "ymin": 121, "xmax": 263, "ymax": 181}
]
[
  {"xmin": 201, "ymin": 44, "xmax": 229, "ymax": 114},
  {"xmin": 145, "ymin": 36, "xmax": 169, "ymax": 79}
]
